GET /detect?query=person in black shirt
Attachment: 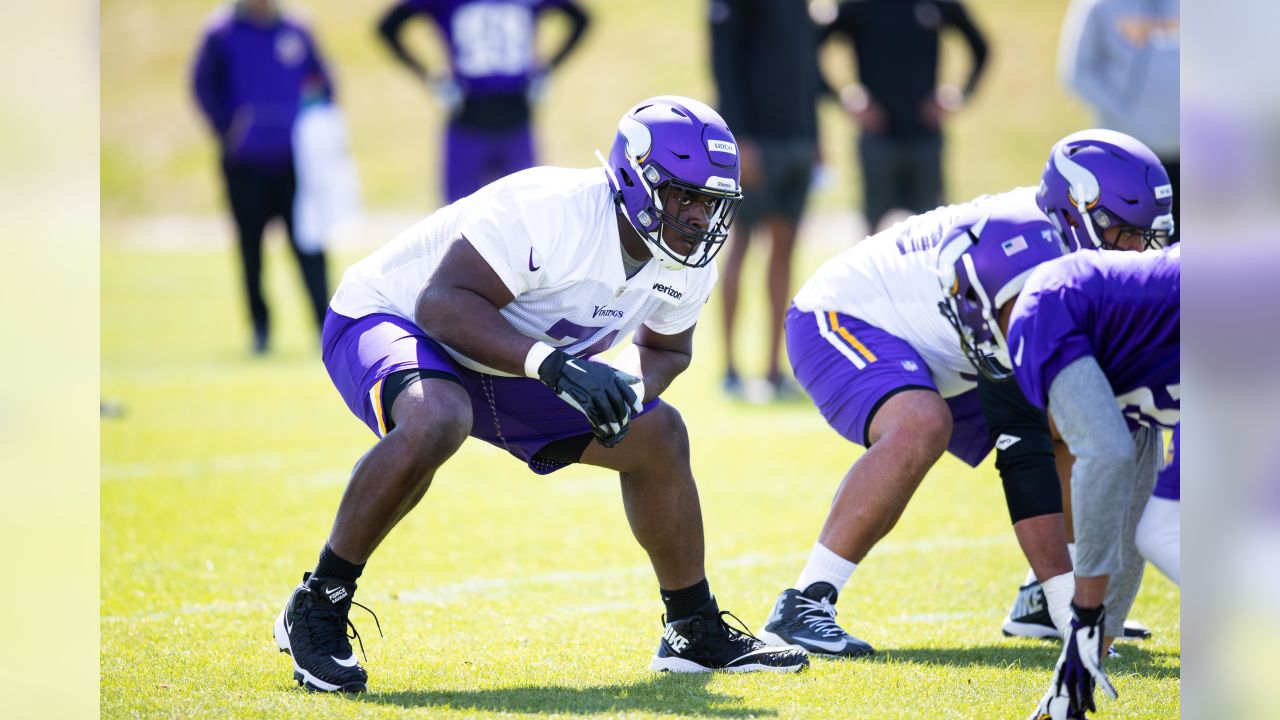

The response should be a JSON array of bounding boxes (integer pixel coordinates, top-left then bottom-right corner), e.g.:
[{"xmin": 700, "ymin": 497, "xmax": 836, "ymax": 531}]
[
  {"xmin": 710, "ymin": 0, "xmax": 822, "ymax": 401},
  {"xmin": 820, "ymin": 0, "xmax": 988, "ymax": 231}
]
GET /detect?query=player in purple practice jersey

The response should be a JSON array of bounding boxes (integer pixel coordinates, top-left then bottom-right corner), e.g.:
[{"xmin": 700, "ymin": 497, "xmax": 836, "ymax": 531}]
[
  {"xmin": 938, "ymin": 231, "xmax": 1179, "ymax": 719},
  {"xmin": 378, "ymin": 0, "xmax": 589, "ymax": 204},
  {"xmin": 999, "ymin": 128, "xmax": 1174, "ymax": 643},
  {"xmin": 271, "ymin": 96, "xmax": 807, "ymax": 694}
]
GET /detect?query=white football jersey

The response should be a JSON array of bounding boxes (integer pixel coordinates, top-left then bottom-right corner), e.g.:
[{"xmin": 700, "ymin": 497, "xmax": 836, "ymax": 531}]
[
  {"xmin": 792, "ymin": 187, "xmax": 1039, "ymax": 398},
  {"xmin": 330, "ymin": 167, "xmax": 718, "ymax": 375}
]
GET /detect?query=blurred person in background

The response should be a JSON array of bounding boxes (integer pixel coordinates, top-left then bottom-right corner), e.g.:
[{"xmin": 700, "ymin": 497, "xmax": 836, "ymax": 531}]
[
  {"xmin": 819, "ymin": 0, "xmax": 987, "ymax": 233},
  {"xmin": 192, "ymin": 0, "xmax": 334, "ymax": 355},
  {"xmin": 377, "ymin": 0, "xmax": 589, "ymax": 205},
  {"xmin": 271, "ymin": 96, "xmax": 809, "ymax": 693},
  {"xmin": 710, "ymin": 0, "xmax": 822, "ymax": 402},
  {"xmin": 192, "ymin": 0, "xmax": 335, "ymax": 353},
  {"xmin": 1059, "ymin": 0, "xmax": 1179, "ymax": 244}
]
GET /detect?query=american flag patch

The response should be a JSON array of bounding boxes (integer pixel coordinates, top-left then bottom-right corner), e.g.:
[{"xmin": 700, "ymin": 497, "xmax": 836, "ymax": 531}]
[{"xmin": 1002, "ymin": 235, "xmax": 1028, "ymax": 255}]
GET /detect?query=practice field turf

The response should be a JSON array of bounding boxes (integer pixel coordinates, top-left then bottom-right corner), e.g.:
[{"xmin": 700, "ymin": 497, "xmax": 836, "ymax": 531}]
[{"xmin": 101, "ymin": 240, "xmax": 1179, "ymax": 718}]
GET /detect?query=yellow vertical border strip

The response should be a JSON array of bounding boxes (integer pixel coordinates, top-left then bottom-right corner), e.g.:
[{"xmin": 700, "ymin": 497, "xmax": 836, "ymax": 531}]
[
  {"xmin": 369, "ymin": 377, "xmax": 389, "ymax": 438},
  {"xmin": 828, "ymin": 311, "xmax": 879, "ymax": 363}
]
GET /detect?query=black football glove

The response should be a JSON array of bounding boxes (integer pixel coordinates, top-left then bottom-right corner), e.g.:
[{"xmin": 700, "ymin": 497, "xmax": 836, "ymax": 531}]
[{"xmin": 538, "ymin": 349, "xmax": 643, "ymax": 448}]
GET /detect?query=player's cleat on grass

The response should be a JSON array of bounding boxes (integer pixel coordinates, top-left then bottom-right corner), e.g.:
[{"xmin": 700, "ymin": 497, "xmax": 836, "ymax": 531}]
[
  {"xmin": 1002, "ymin": 580, "xmax": 1153, "ymax": 640},
  {"xmin": 273, "ymin": 572, "xmax": 381, "ymax": 693},
  {"xmin": 651, "ymin": 600, "xmax": 809, "ymax": 673},
  {"xmin": 757, "ymin": 582, "xmax": 875, "ymax": 658}
]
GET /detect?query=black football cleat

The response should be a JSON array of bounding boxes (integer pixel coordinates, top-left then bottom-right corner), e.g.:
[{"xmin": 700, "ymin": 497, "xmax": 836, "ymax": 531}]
[
  {"xmin": 757, "ymin": 582, "xmax": 875, "ymax": 658},
  {"xmin": 651, "ymin": 599, "xmax": 809, "ymax": 673},
  {"xmin": 1002, "ymin": 580, "xmax": 1152, "ymax": 640},
  {"xmin": 273, "ymin": 573, "xmax": 380, "ymax": 693}
]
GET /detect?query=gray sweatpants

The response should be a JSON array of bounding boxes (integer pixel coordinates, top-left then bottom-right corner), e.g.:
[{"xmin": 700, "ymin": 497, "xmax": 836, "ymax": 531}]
[{"xmin": 1049, "ymin": 356, "xmax": 1162, "ymax": 637}]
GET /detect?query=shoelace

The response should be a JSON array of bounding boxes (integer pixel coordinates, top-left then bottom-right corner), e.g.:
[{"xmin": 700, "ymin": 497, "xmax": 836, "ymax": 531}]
[
  {"xmin": 715, "ymin": 609, "xmax": 766, "ymax": 645},
  {"xmin": 795, "ymin": 595, "xmax": 846, "ymax": 638},
  {"xmin": 308, "ymin": 598, "xmax": 383, "ymax": 662}
]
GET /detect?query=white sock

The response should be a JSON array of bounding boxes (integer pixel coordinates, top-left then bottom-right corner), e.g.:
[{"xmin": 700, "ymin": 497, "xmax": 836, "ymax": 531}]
[
  {"xmin": 1067, "ymin": 542, "xmax": 1078, "ymax": 567},
  {"xmin": 794, "ymin": 542, "xmax": 857, "ymax": 595},
  {"xmin": 1040, "ymin": 571, "xmax": 1075, "ymax": 637},
  {"xmin": 1023, "ymin": 567, "xmax": 1038, "ymax": 586}
]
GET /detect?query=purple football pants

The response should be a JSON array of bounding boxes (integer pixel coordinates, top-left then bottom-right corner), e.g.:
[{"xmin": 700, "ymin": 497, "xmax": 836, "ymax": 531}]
[
  {"xmin": 444, "ymin": 122, "xmax": 535, "ymax": 203},
  {"xmin": 785, "ymin": 305, "xmax": 994, "ymax": 467},
  {"xmin": 321, "ymin": 310, "xmax": 658, "ymax": 474}
]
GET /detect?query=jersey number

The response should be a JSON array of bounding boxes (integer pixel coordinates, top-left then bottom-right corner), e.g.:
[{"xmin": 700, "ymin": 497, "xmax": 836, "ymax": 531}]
[
  {"xmin": 452, "ymin": 3, "xmax": 533, "ymax": 77},
  {"xmin": 1115, "ymin": 384, "xmax": 1180, "ymax": 429},
  {"xmin": 546, "ymin": 319, "xmax": 619, "ymax": 359}
]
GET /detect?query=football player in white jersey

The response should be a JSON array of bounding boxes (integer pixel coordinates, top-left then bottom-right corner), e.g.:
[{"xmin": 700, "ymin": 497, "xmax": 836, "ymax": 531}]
[
  {"xmin": 272, "ymin": 96, "xmax": 808, "ymax": 693},
  {"xmin": 755, "ymin": 130, "xmax": 1173, "ymax": 658}
]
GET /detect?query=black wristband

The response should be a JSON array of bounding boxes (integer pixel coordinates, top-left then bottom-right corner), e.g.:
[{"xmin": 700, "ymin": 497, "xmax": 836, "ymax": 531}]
[{"xmin": 537, "ymin": 348, "xmax": 569, "ymax": 388}]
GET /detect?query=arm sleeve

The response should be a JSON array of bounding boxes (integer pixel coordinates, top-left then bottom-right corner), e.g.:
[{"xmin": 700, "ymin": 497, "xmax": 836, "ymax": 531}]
[
  {"xmin": 1048, "ymin": 355, "xmax": 1138, "ymax": 578},
  {"xmin": 942, "ymin": 1, "xmax": 989, "ymax": 100},
  {"xmin": 543, "ymin": 1, "xmax": 590, "ymax": 71},
  {"xmin": 643, "ymin": 264, "xmax": 719, "ymax": 336},
  {"xmin": 978, "ymin": 374, "xmax": 1062, "ymax": 524},
  {"xmin": 377, "ymin": 1, "xmax": 430, "ymax": 78},
  {"xmin": 191, "ymin": 30, "xmax": 231, "ymax": 136},
  {"xmin": 1058, "ymin": 0, "xmax": 1124, "ymax": 118},
  {"xmin": 709, "ymin": 0, "xmax": 753, "ymax": 137}
]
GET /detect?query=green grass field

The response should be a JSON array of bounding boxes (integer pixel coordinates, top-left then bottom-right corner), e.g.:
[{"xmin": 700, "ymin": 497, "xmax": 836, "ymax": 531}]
[
  {"xmin": 102, "ymin": 1, "xmax": 1178, "ymax": 716},
  {"xmin": 100, "ymin": 240, "xmax": 1179, "ymax": 718}
]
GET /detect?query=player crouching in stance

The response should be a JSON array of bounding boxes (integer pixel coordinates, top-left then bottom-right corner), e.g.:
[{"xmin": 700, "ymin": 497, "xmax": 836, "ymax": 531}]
[
  {"xmin": 273, "ymin": 95, "xmax": 808, "ymax": 693},
  {"xmin": 936, "ymin": 228, "xmax": 1179, "ymax": 719},
  {"xmin": 1000, "ymin": 129, "xmax": 1175, "ymax": 642},
  {"xmin": 757, "ymin": 184, "xmax": 1078, "ymax": 656}
]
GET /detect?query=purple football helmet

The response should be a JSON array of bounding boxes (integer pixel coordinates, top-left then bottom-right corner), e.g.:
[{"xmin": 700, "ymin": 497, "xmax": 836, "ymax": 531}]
[
  {"xmin": 598, "ymin": 96, "xmax": 742, "ymax": 270},
  {"xmin": 1037, "ymin": 129, "xmax": 1175, "ymax": 252},
  {"xmin": 936, "ymin": 201, "xmax": 1067, "ymax": 381}
]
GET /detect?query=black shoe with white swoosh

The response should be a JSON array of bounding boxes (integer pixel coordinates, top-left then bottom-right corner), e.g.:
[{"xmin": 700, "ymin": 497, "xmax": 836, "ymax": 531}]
[
  {"xmin": 651, "ymin": 599, "xmax": 809, "ymax": 673},
  {"xmin": 1001, "ymin": 580, "xmax": 1152, "ymax": 641},
  {"xmin": 273, "ymin": 573, "xmax": 380, "ymax": 693},
  {"xmin": 757, "ymin": 583, "xmax": 875, "ymax": 658}
]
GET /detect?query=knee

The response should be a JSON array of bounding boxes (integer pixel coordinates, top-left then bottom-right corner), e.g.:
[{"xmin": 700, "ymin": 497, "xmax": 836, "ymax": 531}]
[
  {"xmin": 872, "ymin": 393, "xmax": 952, "ymax": 459},
  {"xmin": 389, "ymin": 385, "xmax": 472, "ymax": 460},
  {"xmin": 647, "ymin": 402, "xmax": 691, "ymax": 465}
]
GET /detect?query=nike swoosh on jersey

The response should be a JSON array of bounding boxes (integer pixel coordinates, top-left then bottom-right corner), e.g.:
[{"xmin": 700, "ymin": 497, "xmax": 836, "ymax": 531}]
[
  {"xmin": 528, "ymin": 247, "xmax": 540, "ymax": 272},
  {"xmin": 332, "ymin": 654, "xmax": 359, "ymax": 667},
  {"xmin": 1014, "ymin": 338, "xmax": 1025, "ymax": 367}
]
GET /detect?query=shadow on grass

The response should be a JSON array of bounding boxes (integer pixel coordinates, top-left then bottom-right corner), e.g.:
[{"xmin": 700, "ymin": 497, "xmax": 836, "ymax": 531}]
[
  {"xmin": 850, "ymin": 643, "xmax": 1180, "ymax": 680},
  {"xmin": 362, "ymin": 672, "xmax": 776, "ymax": 717}
]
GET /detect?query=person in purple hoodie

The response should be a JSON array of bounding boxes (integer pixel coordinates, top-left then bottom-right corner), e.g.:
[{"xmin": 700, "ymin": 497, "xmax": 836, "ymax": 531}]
[
  {"xmin": 192, "ymin": 0, "xmax": 334, "ymax": 354},
  {"xmin": 938, "ymin": 230, "xmax": 1179, "ymax": 718},
  {"xmin": 377, "ymin": 0, "xmax": 589, "ymax": 204}
]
